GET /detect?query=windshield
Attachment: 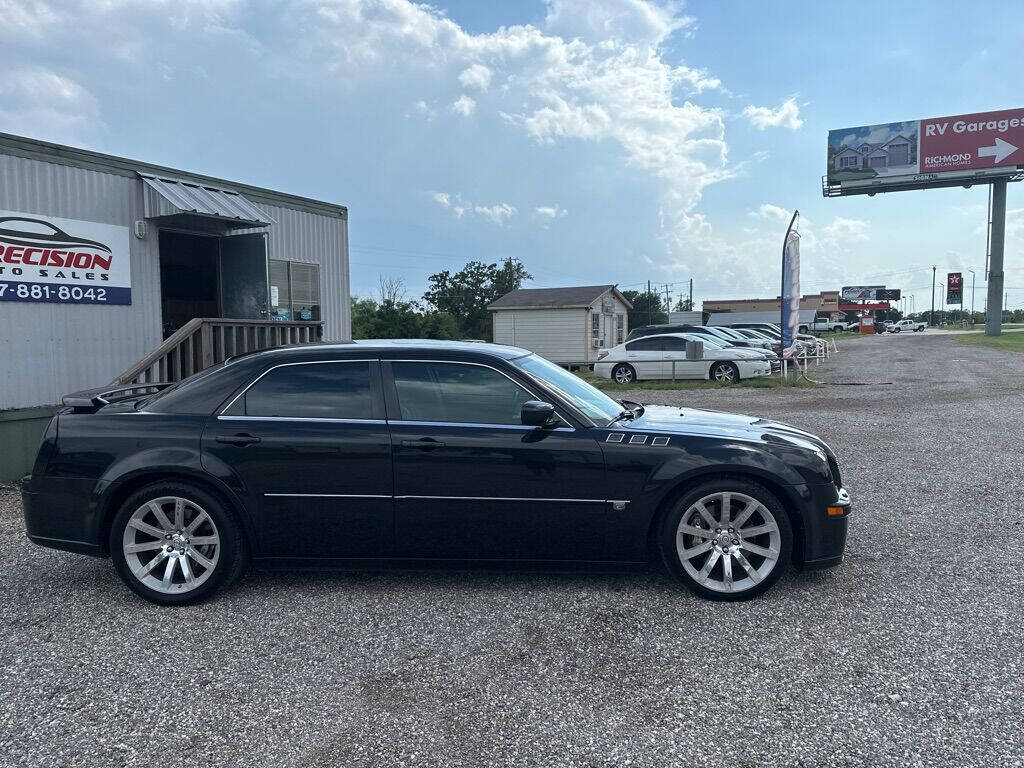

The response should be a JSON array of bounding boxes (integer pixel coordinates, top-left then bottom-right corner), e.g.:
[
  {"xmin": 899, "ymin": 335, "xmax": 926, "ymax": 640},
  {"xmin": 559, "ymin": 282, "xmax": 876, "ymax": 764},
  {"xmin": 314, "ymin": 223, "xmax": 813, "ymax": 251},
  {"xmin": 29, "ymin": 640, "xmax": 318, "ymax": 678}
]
[{"xmin": 512, "ymin": 354, "xmax": 622, "ymax": 425}]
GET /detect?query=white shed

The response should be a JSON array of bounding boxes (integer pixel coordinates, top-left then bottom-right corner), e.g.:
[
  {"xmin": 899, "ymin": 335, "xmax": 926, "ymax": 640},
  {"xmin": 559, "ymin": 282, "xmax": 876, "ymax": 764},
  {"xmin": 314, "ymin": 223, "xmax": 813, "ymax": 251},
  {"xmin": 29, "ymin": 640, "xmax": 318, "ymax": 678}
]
[{"xmin": 488, "ymin": 285, "xmax": 632, "ymax": 366}]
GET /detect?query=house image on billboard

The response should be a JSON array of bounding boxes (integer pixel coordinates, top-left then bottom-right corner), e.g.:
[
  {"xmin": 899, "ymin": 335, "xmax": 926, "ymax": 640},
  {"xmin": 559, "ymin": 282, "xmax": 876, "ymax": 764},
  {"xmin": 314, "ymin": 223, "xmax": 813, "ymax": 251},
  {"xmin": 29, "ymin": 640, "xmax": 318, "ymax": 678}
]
[{"xmin": 833, "ymin": 134, "xmax": 914, "ymax": 171}]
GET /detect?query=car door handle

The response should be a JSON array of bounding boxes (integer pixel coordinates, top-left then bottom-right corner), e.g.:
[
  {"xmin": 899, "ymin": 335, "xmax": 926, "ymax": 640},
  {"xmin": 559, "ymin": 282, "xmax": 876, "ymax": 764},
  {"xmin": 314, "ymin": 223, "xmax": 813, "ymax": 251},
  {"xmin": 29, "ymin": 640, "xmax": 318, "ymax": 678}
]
[
  {"xmin": 401, "ymin": 438, "xmax": 446, "ymax": 450},
  {"xmin": 215, "ymin": 433, "xmax": 261, "ymax": 446}
]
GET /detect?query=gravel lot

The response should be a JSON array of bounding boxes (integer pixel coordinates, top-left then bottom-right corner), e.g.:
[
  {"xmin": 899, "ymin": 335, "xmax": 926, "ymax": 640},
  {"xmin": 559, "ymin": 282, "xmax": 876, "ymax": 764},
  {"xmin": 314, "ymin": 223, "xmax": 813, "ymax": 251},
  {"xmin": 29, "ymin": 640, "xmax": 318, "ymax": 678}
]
[{"xmin": 1, "ymin": 332, "xmax": 1021, "ymax": 767}]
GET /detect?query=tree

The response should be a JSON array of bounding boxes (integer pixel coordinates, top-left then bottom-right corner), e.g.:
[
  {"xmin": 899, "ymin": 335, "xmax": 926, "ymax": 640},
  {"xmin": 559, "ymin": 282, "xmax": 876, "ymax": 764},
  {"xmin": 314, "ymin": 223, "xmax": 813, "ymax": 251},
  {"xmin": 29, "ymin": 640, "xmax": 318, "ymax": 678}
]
[
  {"xmin": 351, "ymin": 275, "xmax": 459, "ymax": 340},
  {"xmin": 622, "ymin": 290, "xmax": 667, "ymax": 328},
  {"xmin": 423, "ymin": 257, "xmax": 532, "ymax": 340}
]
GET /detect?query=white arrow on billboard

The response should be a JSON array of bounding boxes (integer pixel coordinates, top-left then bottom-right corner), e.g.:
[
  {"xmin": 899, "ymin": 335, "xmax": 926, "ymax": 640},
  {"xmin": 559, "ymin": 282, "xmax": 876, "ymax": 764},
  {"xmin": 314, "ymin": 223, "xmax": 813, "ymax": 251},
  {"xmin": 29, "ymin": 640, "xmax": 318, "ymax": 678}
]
[{"xmin": 978, "ymin": 137, "xmax": 1018, "ymax": 164}]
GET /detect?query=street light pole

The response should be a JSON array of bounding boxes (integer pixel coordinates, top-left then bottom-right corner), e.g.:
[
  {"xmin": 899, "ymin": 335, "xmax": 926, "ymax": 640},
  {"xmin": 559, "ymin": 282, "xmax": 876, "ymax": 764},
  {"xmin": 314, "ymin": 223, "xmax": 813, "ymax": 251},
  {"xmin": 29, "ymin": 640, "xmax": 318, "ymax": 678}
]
[
  {"xmin": 969, "ymin": 269, "xmax": 976, "ymax": 325},
  {"xmin": 931, "ymin": 266, "xmax": 936, "ymax": 327}
]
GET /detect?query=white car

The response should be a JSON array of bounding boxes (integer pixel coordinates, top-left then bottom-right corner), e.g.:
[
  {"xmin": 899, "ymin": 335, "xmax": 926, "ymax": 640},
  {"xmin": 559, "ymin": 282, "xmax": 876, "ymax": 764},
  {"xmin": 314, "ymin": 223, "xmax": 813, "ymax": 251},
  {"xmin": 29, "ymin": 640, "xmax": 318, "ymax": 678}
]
[
  {"xmin": 595, "ymin": 333, "xmax": 772, "ymax": 384},
  {"xmin": 888, "ymin": 319, "xmax": 926, "ymax": 333}
]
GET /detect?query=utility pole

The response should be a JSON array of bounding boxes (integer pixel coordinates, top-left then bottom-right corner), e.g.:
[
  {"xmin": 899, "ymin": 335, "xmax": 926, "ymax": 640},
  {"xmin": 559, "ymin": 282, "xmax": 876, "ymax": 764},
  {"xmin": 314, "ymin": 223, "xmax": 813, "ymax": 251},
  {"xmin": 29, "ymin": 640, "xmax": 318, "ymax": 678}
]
[
  {"xmin": 663, "ymin": 284, "xmax": 672, "ymax": 313},
  {"xmin": 986, "ymin": 180, "xmax": 1007, "ymax": 336},
  {"xmin": 647, "ymin": 280, "xmax": 652, "ymax": 325},
  {"xmin": 689, "ymin": 278, "xmax": 693, "ymax": 313},
  {"xmin": 930, "ymin": 266, "xmax": 936, "ymax": 327}
]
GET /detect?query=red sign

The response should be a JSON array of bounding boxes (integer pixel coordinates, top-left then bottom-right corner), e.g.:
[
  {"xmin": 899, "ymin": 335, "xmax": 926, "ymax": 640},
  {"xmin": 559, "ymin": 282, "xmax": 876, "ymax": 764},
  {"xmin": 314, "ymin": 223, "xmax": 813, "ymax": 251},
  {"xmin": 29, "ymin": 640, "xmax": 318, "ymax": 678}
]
[{"xmin": 920, "ymin": 108, "xmax": 1024, "ymax": 174}]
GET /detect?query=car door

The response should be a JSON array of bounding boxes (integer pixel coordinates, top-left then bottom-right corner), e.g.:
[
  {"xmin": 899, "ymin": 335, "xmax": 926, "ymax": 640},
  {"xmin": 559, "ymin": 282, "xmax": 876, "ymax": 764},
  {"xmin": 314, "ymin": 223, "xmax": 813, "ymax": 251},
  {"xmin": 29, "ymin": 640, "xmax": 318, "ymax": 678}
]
[
  {"xmin": 202, "ymin": 358, "xmax": 393, "ymax": 558},
  {"xmin": 660, "ymin": 336, "xmax": 708, "ymax": 379},
  {"xmin": 383, "ymin": 358, "xmax": 609, "ymax": 560},
  {"xmin": 623, "ymin": 336, "xmax": 665, "ymax": 379}
]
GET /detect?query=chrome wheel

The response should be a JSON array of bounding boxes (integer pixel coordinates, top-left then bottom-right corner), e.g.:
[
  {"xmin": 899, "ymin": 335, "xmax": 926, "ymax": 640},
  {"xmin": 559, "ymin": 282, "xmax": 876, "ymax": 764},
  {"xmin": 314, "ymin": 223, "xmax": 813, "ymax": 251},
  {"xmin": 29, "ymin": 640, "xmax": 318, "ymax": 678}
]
[
  {"xmin": 675, "ymin": 491, "xmax": 781, "ymax": 594},
  {"xmin": 613, "ymin": 364, "xmax": 635, "ymax": 384},
  {"xmin": 122, "ymin": 496, "xmax": 221, "ymax": 595},
  {"xmin": 711, "ymin": 362, "xmax": 737, "ymax": 383}
]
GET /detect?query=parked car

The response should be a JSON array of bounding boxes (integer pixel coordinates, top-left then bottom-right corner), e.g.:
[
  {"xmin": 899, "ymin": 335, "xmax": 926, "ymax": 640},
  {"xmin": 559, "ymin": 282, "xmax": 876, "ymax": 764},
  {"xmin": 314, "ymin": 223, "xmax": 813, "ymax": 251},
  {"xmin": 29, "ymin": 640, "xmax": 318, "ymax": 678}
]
[
  {"xmin": 22, "ymin": 340, "xmax": 850, "ymax": 603},
  {"xmin": 888, "ymin": 319, "xmax": 926, "ymax": 333},
  {"xmin": 800, "ymin": 317, "xmax": 847, "ymax": 333},
  {"xmin": 595, "ymin": 333, "xmax": 772, "ymax": 383},
  {"xmin": 632, "ymin": 324, "xmax": 773, "ymax": 353}
]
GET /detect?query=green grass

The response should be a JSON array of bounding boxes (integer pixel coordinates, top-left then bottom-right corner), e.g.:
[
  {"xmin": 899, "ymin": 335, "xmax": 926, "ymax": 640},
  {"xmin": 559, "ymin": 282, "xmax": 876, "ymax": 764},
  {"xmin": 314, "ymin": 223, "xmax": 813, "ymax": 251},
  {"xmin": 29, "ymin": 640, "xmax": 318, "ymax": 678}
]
[
  {"xmin": 954, "ymin": 332, "xmax": 1024, "ymax": 352},
  {"xmin": 576, "ymin": 371, "xmax": 820, "ymax": 392}
]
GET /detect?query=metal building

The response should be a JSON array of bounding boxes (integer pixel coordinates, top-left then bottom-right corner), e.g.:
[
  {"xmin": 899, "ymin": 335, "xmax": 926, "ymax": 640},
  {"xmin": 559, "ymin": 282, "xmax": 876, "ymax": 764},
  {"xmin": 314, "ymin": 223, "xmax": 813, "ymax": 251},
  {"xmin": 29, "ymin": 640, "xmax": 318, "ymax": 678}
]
[{"xmin": 0, "ymin": 132, "xmax": 350, "ymax": 481}]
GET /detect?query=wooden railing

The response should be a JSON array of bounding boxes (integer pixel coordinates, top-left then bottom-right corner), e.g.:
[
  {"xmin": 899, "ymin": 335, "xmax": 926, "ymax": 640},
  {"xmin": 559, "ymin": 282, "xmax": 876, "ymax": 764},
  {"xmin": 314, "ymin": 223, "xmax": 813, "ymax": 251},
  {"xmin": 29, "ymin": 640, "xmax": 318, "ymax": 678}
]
[{"xmin": 114, "ymin": 318, "xmax": 324, "ymax": 386}]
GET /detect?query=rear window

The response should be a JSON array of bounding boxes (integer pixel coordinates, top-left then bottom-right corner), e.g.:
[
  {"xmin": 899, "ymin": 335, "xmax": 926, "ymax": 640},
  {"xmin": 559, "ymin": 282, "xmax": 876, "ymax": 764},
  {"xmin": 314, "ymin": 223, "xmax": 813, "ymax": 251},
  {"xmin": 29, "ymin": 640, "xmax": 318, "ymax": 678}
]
[{"xmin": 226, "ymin": 361, "xmax": 373, "ymax": 419}]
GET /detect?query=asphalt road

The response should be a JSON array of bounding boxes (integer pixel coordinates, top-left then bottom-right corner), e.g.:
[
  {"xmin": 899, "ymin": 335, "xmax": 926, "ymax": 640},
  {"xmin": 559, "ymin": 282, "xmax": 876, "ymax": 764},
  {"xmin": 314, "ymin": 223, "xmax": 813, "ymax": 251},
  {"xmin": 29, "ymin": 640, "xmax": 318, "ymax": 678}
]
[{"xmin": 1, "ymin": 332, "xmax": 1021, "ymax": 767}]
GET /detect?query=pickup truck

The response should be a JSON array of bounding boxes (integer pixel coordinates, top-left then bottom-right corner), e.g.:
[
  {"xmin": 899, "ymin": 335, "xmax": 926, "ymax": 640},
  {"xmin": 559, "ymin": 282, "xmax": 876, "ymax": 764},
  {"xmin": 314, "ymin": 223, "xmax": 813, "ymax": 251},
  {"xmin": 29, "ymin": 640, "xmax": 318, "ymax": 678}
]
[
  {"xmin": 888, "ymin": 319, "xmax": 926, "ymax": 333},
  {"xmin": 798, "ymin": 318, "xmax": 847, "ymax": 333}
]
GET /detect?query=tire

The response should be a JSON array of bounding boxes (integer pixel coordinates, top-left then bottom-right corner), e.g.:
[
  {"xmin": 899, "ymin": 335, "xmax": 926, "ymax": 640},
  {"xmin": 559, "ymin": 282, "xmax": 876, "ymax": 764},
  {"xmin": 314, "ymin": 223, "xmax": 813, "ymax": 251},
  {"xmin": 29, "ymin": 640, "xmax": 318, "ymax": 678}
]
[
  {"xmin": 659, "ymin": 478, "xmax": 792, "ymax": 601},
  {"xmin": 710, "ymin": 361, "xmax": 739, "ymax": 383},
  {"xmin": 612, "ymin": 363, "xmax": 637, "ymax": 384},
  {"xmin": 110, "ymin": 481, "xmax": 247, "ymax": 606},
  {"xmin": 892, "ymin": 327, "xmax": 900, "ymax": 333}
]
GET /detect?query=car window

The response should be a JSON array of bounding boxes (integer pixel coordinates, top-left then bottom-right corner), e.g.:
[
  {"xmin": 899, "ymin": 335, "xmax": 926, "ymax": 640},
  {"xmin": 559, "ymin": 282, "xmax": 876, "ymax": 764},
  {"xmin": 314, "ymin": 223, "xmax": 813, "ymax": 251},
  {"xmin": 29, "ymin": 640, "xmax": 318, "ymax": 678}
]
[
  {"xmin": 392, "ymin": 361, "xmax": 534, "ymax": 425},
  {"xmin": 661, "ymin": 336, "xmax": 687, "ymax": 352},
  {"xmin": 231, "ymin": 361, "xmax": 373, "ymax": 419},
  {"xmin": 625, "ymin": 337, "xmax": 664, "ymax": 352}
]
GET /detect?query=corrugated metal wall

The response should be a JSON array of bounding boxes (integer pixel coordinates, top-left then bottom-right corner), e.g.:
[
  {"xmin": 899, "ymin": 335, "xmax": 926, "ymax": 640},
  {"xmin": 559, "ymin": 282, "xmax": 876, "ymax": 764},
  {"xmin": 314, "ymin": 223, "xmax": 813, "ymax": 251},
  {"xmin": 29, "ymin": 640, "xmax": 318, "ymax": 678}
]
[{"xmin": 0, "ymin": 152, "xmax": 349, "ymax": 410}]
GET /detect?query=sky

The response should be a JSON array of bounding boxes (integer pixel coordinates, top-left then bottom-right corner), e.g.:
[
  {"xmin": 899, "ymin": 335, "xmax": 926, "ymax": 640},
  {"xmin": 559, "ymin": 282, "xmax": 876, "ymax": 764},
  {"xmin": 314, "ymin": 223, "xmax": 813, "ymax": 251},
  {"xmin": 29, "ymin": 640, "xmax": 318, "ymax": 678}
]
[{"xmin": 3, "ymin": 0, "xmax": 1023, "ymax": 311}]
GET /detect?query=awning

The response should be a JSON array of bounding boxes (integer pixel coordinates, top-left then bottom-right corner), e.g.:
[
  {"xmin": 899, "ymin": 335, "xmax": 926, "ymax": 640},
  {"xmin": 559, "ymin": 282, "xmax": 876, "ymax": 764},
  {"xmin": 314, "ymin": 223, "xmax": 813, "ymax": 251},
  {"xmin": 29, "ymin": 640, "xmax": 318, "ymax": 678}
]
[{"xmin": 140, "ymin": 173, "xmax": 275, "ymax": 227}]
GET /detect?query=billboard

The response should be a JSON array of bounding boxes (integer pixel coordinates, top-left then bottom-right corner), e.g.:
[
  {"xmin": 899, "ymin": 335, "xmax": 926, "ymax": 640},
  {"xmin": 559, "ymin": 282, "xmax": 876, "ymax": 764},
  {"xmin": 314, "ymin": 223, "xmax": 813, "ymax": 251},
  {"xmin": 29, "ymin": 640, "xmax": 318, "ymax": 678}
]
[
  {"xmin": 826, "ymin": 108, "xmax": 1024, "ymax": 194},
  {"xmin": 877, "ymin": 288, "xmax": 901, "ymax": 301},
  {"xmin": 947, "ymin": 272, "xmax": 963, "ymax": 305},
  {"xmin": 0, "ymin": 210, "xmax": 131, "ymax": 305},
  {"xmin": 841, "ymin": 285, "xmax": 886, "ymax": 301}
]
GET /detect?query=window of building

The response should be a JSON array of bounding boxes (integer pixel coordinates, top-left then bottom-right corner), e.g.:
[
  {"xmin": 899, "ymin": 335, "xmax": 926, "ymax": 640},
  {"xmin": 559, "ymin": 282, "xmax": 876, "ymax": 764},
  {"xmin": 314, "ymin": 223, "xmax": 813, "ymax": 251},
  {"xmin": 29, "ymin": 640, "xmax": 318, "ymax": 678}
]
[
  {"xmin": 615, "ymin": 314, "xmax": 625, "ymax": 344},
  {"xmin": 392, "ymin": 361, "xmax": 534, "ymax": 425},
  {"xmin": 591, "ymin": 312, "xmax": 601, "ymax": 342},
  {"xmin": 233, "ymin": 362, "xmax": 372, "ymax": 419},
  {"xmin": 269, "ymin": 260, "xmax": 321, "ymax": 322}
]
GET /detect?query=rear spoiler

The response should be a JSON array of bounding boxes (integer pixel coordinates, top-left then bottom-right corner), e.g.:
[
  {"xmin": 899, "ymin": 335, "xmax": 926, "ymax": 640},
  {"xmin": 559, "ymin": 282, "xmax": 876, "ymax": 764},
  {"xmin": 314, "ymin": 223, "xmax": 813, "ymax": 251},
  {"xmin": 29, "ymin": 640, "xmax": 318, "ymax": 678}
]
[{"xmin": 62, "ymin": 382, "xmax": 175, "ymax": 410}]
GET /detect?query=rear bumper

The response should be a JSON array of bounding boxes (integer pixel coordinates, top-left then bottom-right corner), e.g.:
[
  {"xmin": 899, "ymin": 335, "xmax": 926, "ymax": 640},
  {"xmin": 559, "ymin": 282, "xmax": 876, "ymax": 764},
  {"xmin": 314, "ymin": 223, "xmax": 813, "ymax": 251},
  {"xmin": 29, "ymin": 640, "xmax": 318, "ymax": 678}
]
[
  {"xmin": 22, "ymin": 475, "xmax": 107, "ymax": 557},
  {"xmin": 797, "ymin": 485, "xmax": 850, "ymax": 570}
]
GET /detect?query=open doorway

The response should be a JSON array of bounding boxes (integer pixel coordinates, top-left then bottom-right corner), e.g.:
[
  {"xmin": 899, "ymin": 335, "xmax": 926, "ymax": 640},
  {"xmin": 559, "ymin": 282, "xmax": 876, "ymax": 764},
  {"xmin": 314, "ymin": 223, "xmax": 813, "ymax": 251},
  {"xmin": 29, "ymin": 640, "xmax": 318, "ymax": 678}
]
[
  {"xmin": 159, "ymin": 231, "xmax": 219, "ymax": 338},
  {"xmin": 159, "ymin": 230, "xmax": 270, "ymax": 339}
]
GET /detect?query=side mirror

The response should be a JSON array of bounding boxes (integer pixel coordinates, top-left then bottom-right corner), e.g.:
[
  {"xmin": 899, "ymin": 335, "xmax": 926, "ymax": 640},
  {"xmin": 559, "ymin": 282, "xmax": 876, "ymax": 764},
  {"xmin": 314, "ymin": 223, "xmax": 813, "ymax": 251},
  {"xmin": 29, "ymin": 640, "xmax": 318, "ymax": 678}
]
[{"xmin": 521, "ymin": 400, "xmax": 558, "ymax": 427}]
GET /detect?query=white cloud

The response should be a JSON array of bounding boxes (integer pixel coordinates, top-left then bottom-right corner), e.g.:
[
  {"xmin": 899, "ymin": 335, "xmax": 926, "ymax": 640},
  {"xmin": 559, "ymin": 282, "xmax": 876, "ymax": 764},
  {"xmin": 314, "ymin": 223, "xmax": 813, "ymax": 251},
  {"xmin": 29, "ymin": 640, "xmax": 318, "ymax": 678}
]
[
  {"xmin": 748, "ymin": 203, "xmax": 792, "ymax": 222},
  {"xmin": 823, "ymin": 217, "xmax": 870, "ymax": 243},
  {"xmin": 0, "ymin": 67, "xmax": 99, "ymax": 143},
  {"xmin": 451, "ymin": 94, "xmax": 476, "ymax": 116},
  {"xmin": 430, "ymin": 192, "xmax": 516, "ymax": 225},
  {"xmin": 457, "ymin": 63, "xmax": 492, "ymax": 91},
  {"xmin": 535, "ymin": 204, "xmax": 568, "ymax": 220},
  {"xmin": 742, "ymin": 97, "xmax": 803, "ymax": 131},
  {"xmin": 474, "ymin": 203, "xmax": 517, "ymax": 225}
]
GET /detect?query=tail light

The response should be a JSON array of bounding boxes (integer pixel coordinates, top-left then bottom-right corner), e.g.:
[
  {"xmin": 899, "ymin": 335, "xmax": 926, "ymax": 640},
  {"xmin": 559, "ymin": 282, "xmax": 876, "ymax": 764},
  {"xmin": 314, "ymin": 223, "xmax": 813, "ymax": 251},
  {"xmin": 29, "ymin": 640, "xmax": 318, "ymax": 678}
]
[{"xmin": 597, "ymin": 350, "xmax": 609, "ymax": 360}]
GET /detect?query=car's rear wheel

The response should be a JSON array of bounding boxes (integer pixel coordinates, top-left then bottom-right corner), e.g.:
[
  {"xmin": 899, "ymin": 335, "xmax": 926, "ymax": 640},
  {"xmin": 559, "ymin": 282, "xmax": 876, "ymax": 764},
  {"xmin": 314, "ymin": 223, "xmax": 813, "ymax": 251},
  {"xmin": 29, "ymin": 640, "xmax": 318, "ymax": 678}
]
[
  {"xmin": 710, "ymin": 361, "xmax": 739, "ymax": 383},
  {"xmin": 110, "ymin": 481, "xmax": 246, "ymax": 605},
  {"xmin": 612, "ymin": 363, "xmax": 636, "ymax": 384},
  {"xmin": 659, "ymin": 478, "xmax": 792, "ymax": 600}
]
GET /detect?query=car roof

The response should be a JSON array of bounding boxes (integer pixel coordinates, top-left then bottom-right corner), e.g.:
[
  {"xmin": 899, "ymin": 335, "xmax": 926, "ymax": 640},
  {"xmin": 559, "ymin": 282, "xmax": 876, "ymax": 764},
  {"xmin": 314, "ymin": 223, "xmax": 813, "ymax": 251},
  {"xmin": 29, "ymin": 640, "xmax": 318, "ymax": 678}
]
[{"xmin": 227, "ymin": 338, "xmax": 533, "ymax": 364}]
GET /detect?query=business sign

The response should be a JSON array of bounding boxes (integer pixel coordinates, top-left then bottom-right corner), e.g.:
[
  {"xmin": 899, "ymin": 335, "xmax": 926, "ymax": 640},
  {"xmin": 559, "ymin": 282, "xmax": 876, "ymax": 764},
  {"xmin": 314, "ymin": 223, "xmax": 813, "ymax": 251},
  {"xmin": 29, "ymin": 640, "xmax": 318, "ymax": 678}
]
[
  {"xmin": 0, "ymin": 211, "xmax": 131, "ymax": 305},
  {"xmin": 826, "ymin": 108, "xmax": 1024, "ymax": 194},
  {"xmin": 841, "ymin": 285, "xmax": 886, "ymax": 301},
  {"xmin": 947, "ymin": 272, "xmax": 963, "ymax": 305},
  {"xmin": 780, "ymin": 213, "xmax": 801, "ymax": 359},
  {"xmin": 877, "ymin": 288, "xmax": 901, "ymax": 301}
]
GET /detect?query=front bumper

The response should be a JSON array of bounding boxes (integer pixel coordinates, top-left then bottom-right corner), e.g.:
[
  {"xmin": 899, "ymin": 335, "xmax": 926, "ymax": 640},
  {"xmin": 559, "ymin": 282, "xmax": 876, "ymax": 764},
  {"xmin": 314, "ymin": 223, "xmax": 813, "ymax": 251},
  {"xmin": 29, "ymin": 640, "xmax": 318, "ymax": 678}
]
[{"xmin": 799, "ymin": 485, "xmax": 851, "ymax": 570}]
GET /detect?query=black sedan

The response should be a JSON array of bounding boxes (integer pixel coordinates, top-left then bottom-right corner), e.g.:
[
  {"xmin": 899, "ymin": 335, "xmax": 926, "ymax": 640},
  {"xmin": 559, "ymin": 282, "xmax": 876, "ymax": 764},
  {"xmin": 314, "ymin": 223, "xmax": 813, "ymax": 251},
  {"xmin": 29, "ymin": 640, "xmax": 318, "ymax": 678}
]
[{"xmin": 23, "ymin": 341, "xmax": 851, "ymax": 604}]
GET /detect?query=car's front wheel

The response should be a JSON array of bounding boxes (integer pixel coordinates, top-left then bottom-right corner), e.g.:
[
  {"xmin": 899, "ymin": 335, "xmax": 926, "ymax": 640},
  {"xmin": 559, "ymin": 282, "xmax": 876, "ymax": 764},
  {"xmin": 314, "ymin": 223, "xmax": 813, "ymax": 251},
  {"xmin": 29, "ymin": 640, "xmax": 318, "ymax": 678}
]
[
  {"xmin": 892, "ymin": 327, "xmax": 900, "ymax": 333},
  {"xmin": 660, "ymin": 478, "xmax": 792, "ymax": 600},
  {"xmin": 611, "ymin": 363, "xmax": 636, "ymax": 384},
  {"xmin": 110, "ymin": 481, "xmax": 246, "ymax": 605},
  {"xmin": 710, "ymin": 361, "xmax": 739, "ymax": 383}
]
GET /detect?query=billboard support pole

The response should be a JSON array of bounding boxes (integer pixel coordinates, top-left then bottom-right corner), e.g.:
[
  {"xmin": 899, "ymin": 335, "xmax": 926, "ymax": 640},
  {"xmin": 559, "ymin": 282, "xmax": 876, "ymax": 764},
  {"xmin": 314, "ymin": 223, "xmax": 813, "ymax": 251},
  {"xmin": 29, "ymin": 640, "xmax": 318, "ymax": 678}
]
[
  {"xmin": 985, "ymin": 180, "xmax": 1007, "ymax": 337},
  {"xmin": 930, "ymin": 266, "xmax": 936, "ymax": 328}
]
